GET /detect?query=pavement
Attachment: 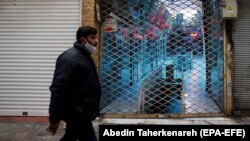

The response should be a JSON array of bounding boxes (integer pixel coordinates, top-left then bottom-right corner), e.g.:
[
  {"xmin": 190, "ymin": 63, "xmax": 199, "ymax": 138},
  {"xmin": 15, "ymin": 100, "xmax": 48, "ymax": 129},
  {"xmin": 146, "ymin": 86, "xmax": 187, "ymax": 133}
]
[{"xmin": 0, "ymin": 117, "xmax": 250, "ymax": 141}]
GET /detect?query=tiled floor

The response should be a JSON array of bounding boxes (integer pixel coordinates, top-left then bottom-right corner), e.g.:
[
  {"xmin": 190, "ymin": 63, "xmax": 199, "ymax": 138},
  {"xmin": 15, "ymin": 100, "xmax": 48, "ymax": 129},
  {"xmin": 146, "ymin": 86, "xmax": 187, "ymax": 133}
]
[
  {"xmin": 183, "ymin": 58, "xmax": 221, "ymax": 113},
  {"xmin": 0, "ymin": 121, "xmax": 99, "ymax": 141},
  {"xmin": 0, "ymin": 122, "xmax": 64, "ymax": 141},
  {"xmin": 101, "ymin": 56, "xmax": 222, "ymax": 114}
]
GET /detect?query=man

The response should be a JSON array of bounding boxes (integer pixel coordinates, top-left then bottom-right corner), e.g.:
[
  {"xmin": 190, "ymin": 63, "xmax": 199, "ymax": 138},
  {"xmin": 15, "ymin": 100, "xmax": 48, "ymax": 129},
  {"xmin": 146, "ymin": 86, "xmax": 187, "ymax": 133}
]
[{"xmin": 47, "ymin": 26, "xmax": 102, "ymax": 141}]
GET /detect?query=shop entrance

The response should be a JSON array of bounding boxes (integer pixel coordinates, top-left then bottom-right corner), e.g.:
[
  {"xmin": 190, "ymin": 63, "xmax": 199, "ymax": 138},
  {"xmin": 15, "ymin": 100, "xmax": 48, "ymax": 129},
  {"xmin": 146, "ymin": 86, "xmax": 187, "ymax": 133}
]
[{"xmin": 99, "ymin": 0, "xmax": 224, "ymax": 116}]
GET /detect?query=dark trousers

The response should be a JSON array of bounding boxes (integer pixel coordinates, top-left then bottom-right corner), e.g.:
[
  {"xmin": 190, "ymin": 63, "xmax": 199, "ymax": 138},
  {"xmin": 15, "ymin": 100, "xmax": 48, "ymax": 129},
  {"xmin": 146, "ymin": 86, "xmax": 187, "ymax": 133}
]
[{"xmin": 60, "ymin": 119, "xmax": 97, "ymax": 141}]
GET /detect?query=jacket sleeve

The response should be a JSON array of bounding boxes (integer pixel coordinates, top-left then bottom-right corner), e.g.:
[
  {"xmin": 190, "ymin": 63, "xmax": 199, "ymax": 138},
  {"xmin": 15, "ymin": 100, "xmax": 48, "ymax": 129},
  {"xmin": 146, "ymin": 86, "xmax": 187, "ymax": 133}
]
[{"xmin": 49, "ymin": 56, "xmax": 78, "ymax": 123}]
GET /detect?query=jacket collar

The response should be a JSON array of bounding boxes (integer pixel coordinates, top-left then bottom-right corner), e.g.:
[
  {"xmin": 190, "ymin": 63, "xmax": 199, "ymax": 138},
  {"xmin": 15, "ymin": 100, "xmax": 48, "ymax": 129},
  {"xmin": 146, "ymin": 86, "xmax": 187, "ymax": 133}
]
[{"xmin": 73, "ymin": 42, "xmax": 91, "ymax": 55}]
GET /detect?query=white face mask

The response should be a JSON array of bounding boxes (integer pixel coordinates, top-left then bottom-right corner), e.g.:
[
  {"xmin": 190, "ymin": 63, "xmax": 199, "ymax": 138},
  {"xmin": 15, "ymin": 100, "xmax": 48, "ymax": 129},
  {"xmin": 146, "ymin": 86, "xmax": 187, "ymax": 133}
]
[{"xmin": 84, "ymin": 41, "xmax": 97, "ymax": 54}]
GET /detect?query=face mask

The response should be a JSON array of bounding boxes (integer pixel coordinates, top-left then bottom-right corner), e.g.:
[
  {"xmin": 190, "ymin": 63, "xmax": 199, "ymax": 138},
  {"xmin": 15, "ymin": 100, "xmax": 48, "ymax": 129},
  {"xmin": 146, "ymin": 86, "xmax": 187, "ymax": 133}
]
[{"xmin": 84, "ymin": 41, "xmax": 97, "ymax": 54}]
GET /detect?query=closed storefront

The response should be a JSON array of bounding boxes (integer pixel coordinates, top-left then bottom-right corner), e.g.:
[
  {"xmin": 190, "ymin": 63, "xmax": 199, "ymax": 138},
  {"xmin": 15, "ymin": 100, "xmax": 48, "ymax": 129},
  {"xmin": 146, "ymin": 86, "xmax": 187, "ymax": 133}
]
[
  {"xmin": 0, "ymin": 0, "xmax": 81, "ymax": 116},
  {"xmin": 99, "ymin": 0, "xmax": 224, "ymax": 117},
  {"xmin": 233, "ymin": 0, "xmax": 250, "ymax": 116}
]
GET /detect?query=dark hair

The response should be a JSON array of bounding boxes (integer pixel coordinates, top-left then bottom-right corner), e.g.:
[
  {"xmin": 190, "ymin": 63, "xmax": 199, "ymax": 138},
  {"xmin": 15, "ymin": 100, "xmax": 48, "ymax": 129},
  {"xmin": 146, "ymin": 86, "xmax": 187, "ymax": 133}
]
[{"xmin": 76, "ymin": 26, "xmax": 97, "ymax": 43}]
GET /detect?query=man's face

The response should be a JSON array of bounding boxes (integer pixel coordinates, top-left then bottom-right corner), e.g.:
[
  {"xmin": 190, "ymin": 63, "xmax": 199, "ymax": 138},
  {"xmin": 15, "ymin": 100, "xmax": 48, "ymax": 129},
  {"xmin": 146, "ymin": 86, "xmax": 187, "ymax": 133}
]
[{"xmin": 85, "ymin": 34, "xmax": 98, "ymax": 47}]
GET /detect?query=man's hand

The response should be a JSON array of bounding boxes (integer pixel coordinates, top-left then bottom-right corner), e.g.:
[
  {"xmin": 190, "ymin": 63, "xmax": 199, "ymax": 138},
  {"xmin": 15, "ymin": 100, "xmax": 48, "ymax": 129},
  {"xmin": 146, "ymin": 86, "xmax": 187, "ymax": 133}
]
[{"xmin": 46, "ymin": 121, "xmax": 60, "ymax": 135}]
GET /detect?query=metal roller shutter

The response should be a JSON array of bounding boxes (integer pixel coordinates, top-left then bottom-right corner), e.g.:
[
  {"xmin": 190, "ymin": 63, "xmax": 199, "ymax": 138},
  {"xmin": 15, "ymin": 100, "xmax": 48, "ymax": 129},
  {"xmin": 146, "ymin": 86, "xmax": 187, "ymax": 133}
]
[
  {"xmin": 0, "ymin": 0, "xmax": 81, "ymax": 116},
  {"xmin": 233, "ymin": 0, "xmax": 250, "ymax": 115}
]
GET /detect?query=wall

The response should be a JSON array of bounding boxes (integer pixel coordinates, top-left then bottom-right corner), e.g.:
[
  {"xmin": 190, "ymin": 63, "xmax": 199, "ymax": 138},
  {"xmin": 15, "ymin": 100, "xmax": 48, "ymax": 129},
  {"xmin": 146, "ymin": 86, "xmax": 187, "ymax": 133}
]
[
  {"xmin": 82, "ymin": 0, "xmax": 97, "ymax": 27},
  {"xmin": 82, "ymin": 0, "xmax": 100, "ymax": 70}
]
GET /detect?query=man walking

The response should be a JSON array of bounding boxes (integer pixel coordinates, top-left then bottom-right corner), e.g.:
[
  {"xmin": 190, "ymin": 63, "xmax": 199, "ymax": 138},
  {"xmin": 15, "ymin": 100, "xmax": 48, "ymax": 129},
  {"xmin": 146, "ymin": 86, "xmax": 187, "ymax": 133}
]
[{"xmin": 47, "ymin": 26, "xmax": 102, "ymax": 141}]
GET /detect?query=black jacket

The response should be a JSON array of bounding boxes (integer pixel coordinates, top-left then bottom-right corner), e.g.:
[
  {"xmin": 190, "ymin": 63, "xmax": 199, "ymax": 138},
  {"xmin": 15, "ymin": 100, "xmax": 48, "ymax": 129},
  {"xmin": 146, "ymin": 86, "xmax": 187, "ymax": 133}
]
[{"xmin": 49, "ymin": 42, "xmax": 102, "ymax": 123}]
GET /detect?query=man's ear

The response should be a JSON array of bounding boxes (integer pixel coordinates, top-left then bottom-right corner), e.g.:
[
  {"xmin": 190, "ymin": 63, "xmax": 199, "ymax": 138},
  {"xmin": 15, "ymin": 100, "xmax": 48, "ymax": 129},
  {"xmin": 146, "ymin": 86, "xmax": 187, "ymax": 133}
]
[{"xmin": 80, "ymin": 37, "xmax": 86, "ymax": 44}]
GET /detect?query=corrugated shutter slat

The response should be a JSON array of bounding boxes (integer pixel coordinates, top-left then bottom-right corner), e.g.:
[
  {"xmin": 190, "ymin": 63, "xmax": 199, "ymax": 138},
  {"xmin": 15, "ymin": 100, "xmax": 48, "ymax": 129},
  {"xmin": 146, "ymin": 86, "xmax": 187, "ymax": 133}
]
[
  {"xmin": 233, "ymin": 0, "xmax": 250, "ymax": 113},
  {"xmin": 0, "ymin": 0, "xmax": 81, "ymax": 116}
]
